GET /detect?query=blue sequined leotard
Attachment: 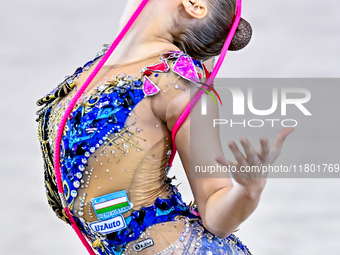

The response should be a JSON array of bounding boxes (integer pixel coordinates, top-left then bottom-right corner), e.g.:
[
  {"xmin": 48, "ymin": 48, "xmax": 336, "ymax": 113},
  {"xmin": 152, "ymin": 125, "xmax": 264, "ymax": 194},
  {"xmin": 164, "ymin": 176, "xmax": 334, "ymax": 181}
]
[{"xmin": 36, "ymin": 45, "xmax": 251, "ymax": 255}]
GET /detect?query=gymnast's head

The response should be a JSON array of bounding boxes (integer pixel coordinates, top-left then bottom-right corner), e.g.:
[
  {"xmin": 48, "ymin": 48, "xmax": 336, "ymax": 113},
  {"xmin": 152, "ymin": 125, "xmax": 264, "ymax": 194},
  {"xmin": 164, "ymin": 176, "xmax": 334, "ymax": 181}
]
[{"xmin": 172, "ymin": 0, "xmax": 252, "ymax": 60}]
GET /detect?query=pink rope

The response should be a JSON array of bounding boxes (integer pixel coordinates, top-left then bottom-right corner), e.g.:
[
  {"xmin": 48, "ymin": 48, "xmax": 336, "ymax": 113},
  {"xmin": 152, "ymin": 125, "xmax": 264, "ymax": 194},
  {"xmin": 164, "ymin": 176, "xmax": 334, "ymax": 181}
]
[
  {"xmin": 52, "ymin": 0, "xmax": 241, "ymax": 252},
  {"xmin": 53, "ymin": 1, "xmax": 150, "ymax": 254},
  {"xmin": 169, "ymin": 0, "xmax": 242, "ymax": 167},
  {"xmin": 64, "ymin": 208, "xmax": 93, "ymax": 252}
]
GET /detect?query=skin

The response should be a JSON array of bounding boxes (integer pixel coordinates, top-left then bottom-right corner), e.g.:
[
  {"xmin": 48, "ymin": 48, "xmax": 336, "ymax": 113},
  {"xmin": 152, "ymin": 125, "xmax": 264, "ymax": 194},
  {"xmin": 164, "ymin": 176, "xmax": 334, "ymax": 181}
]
[
  {"xmin": 108, "ymin": 0, "xmax": 294, "ymax": 238},
  {"xmin": 106, "ymin": 0, "xmax": 208, "ymax": 65}
]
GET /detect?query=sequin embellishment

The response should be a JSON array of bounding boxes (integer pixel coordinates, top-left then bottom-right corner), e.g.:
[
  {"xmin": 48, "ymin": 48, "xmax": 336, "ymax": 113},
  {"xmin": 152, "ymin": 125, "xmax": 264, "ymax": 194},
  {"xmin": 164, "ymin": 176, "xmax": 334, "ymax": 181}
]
[
  {"xmin": 173, "ymin": 54, "xmax": 199, "ymax": 83},
  {"xmin": 60, "ymin": 77, "xmax": 145, "ymax": 205},
  {"xmin": 36, "ymin": 45, "xmax": 253, "ymax": 255},
  {"xmin": 143, "ymin": 76, "xmax": 160, "ymax": 97}
]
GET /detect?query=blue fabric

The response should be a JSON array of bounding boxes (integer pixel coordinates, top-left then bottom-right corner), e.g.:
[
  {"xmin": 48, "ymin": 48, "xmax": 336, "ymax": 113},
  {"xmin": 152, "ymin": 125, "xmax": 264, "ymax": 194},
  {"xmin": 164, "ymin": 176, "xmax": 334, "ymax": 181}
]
[
  {"xmin": 60, "ymin": 84, "xmax": 145, "ymax": 205},
  {"xmin": 75, "ymin": 186, "xmax": 251, "ymax": 255},
  {"xmin": 37, "ymin": 45, "xmax": 252, "ymax": 255}
]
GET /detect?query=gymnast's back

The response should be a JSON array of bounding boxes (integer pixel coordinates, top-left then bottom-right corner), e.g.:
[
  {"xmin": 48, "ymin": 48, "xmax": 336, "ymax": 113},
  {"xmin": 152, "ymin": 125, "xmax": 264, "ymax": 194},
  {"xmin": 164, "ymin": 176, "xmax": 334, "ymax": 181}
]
[{"xmin": 36, "ymin": 45, "xmax": 251, "ymax": 254}]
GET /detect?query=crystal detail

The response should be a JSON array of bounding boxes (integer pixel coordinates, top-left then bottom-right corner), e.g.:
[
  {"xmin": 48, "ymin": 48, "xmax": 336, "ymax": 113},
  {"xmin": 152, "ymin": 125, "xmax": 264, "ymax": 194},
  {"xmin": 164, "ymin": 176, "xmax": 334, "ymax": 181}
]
[
  {"xmin": 73, "ymin": 181, "xmax": 80, "ymax": 188},
  {"xmin": 146, "ymin": 60, "xmax": 170, "ymax": 72},
  {"xmin": 173, "ymin": 55, "xmax": 199, "ymax": 82},
  {"xmin": 143, "ymin": 76, "xmax": 160, "ymax": 97},
  {"xmin": 71, "ymin": 190, "xmax": 78, "ymax": 197}
]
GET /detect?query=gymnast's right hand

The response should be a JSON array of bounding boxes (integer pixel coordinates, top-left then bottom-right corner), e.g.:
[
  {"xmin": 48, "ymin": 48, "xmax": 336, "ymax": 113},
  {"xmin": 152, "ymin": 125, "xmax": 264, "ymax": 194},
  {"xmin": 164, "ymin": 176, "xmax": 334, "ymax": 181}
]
[{"xmin": 215, "ymin": 127, "xmax": 294, "ymax": 197}]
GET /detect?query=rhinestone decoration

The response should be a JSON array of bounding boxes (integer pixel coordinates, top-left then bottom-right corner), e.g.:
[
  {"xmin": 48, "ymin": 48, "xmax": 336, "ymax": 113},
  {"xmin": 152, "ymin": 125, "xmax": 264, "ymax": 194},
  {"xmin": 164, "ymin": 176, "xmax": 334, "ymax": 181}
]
[
  {"xmin": 143, "ymin": 76, "xmax": 160, "ymax": 97},
  {"xmin": 173, "ymin": 55, "xmax": 199, "ymax": 83},
  {"xmin": 36, "ymin": 45, "xmax": 251, "ymax": 255}
]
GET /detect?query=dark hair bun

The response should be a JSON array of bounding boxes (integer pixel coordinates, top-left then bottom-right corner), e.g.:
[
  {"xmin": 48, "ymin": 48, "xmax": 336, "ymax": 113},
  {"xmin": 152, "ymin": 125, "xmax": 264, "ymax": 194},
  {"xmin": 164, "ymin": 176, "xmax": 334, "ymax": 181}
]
[{"xmin": 229, "ymin": 18, "xmax": 252, "ymax": 51}]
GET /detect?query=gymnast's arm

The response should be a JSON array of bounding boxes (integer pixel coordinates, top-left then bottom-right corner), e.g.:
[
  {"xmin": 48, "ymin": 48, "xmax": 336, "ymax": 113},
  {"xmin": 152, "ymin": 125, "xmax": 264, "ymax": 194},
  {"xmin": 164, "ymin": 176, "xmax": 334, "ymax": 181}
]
[{"xmin": 165, "ymin": 87, "xmax": 293, "ymax": 238}]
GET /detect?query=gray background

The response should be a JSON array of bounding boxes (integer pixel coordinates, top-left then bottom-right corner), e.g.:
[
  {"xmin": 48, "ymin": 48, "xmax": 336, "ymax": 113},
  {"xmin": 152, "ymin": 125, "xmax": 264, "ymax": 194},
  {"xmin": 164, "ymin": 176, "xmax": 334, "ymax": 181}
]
[{"xmin": 0, "ymin": 0, "xmax": 339, "ymax": 254}]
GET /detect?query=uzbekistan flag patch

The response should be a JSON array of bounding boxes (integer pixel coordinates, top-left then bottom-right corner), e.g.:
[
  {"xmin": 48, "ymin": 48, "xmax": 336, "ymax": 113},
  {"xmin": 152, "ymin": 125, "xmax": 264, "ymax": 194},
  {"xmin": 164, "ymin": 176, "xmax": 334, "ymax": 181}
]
[{"xmin": 91, "ymin": 190, "xmax": 133, "ymax": 221}]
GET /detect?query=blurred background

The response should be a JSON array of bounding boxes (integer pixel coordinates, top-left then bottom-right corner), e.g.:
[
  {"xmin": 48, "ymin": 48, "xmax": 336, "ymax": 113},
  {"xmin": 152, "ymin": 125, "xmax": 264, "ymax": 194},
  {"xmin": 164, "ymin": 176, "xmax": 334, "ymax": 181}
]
[{"xmin": 0, "ymin": 0, "xmax": 339, "ymax": 254}]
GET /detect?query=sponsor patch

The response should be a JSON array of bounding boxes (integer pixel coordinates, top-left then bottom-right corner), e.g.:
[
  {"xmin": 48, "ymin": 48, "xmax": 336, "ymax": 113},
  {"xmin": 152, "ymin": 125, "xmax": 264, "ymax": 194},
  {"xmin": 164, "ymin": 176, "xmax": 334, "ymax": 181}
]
[
  {"xmin": 89, "ymin": 215, "xmax": 127, "ymax": 234},
  {"xmin": 134, "ymin": 238, "xmax": 154, "ymax": 252},
  {"xmin": 91, "ymin": 190, "xmax": 132, "ymax": 221}
]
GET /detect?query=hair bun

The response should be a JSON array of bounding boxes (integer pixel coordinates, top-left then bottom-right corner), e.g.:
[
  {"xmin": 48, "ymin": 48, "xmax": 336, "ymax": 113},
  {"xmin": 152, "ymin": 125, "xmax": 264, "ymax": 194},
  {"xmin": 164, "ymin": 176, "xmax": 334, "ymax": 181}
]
[{"xmin": 229, "ymin": 18, "xmax": 252, "ymax": 51}]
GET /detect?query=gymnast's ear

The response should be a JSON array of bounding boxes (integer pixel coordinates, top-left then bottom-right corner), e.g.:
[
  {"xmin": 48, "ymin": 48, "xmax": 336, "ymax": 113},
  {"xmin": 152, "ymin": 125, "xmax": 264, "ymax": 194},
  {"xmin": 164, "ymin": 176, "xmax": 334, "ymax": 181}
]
[{"xmin": 182, "ymin": 0, "xmax": 208, "ymax": 19}]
